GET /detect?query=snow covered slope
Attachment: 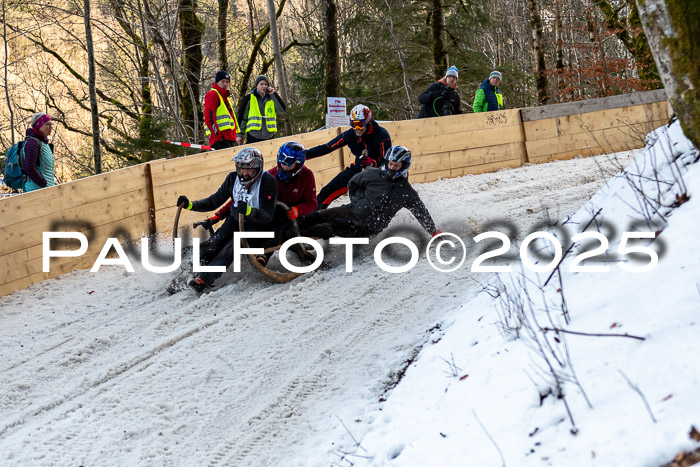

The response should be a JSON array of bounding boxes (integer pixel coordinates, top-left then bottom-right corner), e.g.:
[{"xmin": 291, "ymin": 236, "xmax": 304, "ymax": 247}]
[{"xmin": 2, "ymin": 121, "xmax": 697, "ymax": 466}]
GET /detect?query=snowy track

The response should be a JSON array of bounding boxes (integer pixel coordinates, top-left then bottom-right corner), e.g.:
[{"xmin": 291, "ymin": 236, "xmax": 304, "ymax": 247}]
[{"xmin": 0, "ymin": 152, "xmax": 636, "ymax": 466}]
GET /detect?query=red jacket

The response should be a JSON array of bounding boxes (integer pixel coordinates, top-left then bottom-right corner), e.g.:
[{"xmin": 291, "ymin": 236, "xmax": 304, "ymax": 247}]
[
  {"xmin": 204, "ymin": 82, "xmax": 237, "ymax": 145},
  {"xmin": 215, "ymin": 165, "xmax": 317, "ymax": 218}
]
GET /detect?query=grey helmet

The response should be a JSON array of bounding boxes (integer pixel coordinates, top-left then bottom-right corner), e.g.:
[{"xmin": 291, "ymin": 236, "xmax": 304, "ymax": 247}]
[
  {"xmin": 382, "ymin": 145, "xmax": 412, "ymax": 180},
  {"xmin": 232, "ymin": 147, "xmax": 264, "ymax": 186}
]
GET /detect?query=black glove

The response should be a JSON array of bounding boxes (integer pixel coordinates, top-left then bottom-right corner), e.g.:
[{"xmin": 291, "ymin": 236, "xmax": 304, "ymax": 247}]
[
  {"xmin": 177, "ymin": 195, "xmax": 190, "ymax": 209},
  {"xmin": 194, "ymin": 215, "xmax": 221, "ymax": 231},
  {"xmin": 236, "ymin": 200, "xmax": 250, "ymax": 217}
]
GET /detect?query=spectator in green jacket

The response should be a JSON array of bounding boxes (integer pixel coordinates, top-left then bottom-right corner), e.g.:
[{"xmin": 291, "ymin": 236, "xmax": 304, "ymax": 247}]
[{"xmin": 473, "ymin": 71, "xmax": 504, "ymax": 113}]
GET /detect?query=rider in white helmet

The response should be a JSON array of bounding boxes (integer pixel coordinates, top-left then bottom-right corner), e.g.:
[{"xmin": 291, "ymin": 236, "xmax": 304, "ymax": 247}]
[{"xmin": 305, "ymin": 104, "xmax": 392, "ymax": 209}]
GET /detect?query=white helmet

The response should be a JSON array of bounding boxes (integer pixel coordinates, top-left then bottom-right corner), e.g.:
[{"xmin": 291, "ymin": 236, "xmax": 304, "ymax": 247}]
[{"xmin": 349, "ymin": 104, "xmax": 372, "ymax": 130}]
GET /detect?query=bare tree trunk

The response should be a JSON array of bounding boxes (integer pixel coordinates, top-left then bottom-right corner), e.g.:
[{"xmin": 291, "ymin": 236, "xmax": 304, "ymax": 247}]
[
  {"xmin": 636, "ymin": 0, "xmax": 700, "ymax": 149},
  {"xmin": 430, "ymin": 0, "xmax": 447, "ymax": 81},
  {"xmin": 83, "ymin": 0, "xmax": 102, "ymax": 173},
  {"xmin": 587, "ymin": 13, "xmax": 609, "ymax": 97},
  {"xmin": 265, "ymin": 0, "xmax": 292, "ymax": 134},
  {"xmin": 375, "ymin": 0, "xmax": 414, "ymax": 111},
  {"xmin": 591, "ymin": 0, "xmax": 661, "ymax": 88},
  {"xmin": 108, "ymin": 0, "xmax": 155, "ymax": 141},
  {"xmin": 528, "ymin": 0, "xmax": 548, "ymax": 104},
  {"xmin": 569, "ymin": 10, "xmax": 584, "ymax": 99},
  {"xmin": 323, "ymin": 0, "xmax": 341, "ymax": 98},
  {"xmin": 179, "ymin": 0, "xmax": 204, "ymax": 141},
  {"xmin": 554, "ymin": 0, "xmax": 566, "ymax": 102},
  {"xmin": 218, "ymin": 0, "xmax": 228, "ymax": 70},
  {"xmin": 148, "ymin": 0, "xmax": 186, "ymax": 139},
  {"xmin": 237, "ymin": 0, "xmax": 286, "ymax": 104},
  {"xmin": 2, "ymin": 0, "xmax": 14, "ymax": 145}
]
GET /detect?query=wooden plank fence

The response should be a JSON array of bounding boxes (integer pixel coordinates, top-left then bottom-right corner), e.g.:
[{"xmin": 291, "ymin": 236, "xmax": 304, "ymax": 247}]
[{"xmin": 0, "ymin": 89, "xmax": 671, "ymax": 297}]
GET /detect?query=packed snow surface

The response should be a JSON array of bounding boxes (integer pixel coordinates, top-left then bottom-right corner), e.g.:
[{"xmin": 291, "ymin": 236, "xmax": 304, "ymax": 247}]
[{"xmin": 1, "ymin": 120, "xmax": 698, "ymax": 466}]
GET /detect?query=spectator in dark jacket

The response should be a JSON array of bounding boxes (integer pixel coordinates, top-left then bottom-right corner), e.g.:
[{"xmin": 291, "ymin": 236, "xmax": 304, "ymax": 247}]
[
  {"xmin": 299, "ymin": 145, "xmax": 441, "ymax": 239},
  {"xmin": 306, "ymin": 104, "xmax": 392, "ymax": 209},
  {"xmin": 473, "ymin": 71, "xmax": 504, "ymax": 112},
  {"xmin": 176, "ymin": 147, "xmax": 277, "ymax": 291},
  {"xmin": 416, "ymin": 66, "xmax": 462, "ymax": 119},
  {"xmin": 23, "ymin": 112, "xmax": 56, "ymax": 192}
]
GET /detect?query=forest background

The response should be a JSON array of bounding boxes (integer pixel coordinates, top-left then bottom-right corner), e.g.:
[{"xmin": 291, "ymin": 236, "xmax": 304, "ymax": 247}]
[{"xmin": 0, "ymin": 0, "xmax": 662, "ymax": 184}]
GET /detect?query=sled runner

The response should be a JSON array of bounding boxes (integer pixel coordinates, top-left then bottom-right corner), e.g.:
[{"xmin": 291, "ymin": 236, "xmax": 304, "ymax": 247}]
[{"xmin": 166, "ymin": 202, "xmax": 315, "ymax": 294}]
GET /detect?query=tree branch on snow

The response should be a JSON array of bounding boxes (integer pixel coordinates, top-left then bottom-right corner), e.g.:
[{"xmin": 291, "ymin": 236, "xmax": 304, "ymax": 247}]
[
  {"xmin": 440, "ymin": 353, "xmax": 462, "ymax": 378},
  {"xmin": 542, "ymin": 327, "xmax": 646, "ymax": 341},
  {"xmin": 619, "ymin": 370, "xmax": 657, "ymax": 423},
  {"xmin": 472, "ymin": 409, "xmax": 506, "ymax": 467},
  {"xmin": 335, "ymin": 415, "xmax": 367, "ymax": 452},
  {"xmin": 543, "ymin": 208, "xmax": 603, "ymax": 287}
]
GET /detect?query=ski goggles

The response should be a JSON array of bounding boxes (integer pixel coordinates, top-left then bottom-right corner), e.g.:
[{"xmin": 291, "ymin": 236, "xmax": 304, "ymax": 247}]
[{"xmin": 350, "ymin": 119, "xmax": 367, "ymax": 130}]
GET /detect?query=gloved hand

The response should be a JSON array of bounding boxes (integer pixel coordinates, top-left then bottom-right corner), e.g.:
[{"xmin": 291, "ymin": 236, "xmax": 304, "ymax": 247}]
[
  {"xmin": 287, "ymin": 206, "xmax": 299, "ymax": 220},
  {"xmin": 236, "ymin": 200, "xmax": 251, "ymax": 217},
  {"xmin": 177, "ymin": 195, "xmax": 191, "ymax": 210},
  {"xmin": 197, "ymin": 215, "xmax": 220, "ymax": 231},
  {"xmin": 432, "ymin": 229, "xmax": 443, "ymax": 237},
  {"xmin": 359, "ymin": 156, "xmax": 375, "ymax": 168}
]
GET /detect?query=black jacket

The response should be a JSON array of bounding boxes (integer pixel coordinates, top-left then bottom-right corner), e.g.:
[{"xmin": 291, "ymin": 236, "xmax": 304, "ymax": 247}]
[
  {"xmin": 348, "ymin": 168, "xmax": 437, "ymax": 236},
  {"xmin": 306, "ymin": 120, "xmax": 392, "ymax": 167},
  {"xmin": 417, "ymin": 81, "xmax": 462, "ymax": 118},
  {"xmin": 191, "ymin": 171, "xmax": 278, "ymax": 227}
]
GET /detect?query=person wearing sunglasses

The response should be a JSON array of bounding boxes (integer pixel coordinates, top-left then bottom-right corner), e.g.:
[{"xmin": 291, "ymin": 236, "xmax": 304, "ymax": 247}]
[{"xmin": 305, "ymin": 104, "xmax": 392, "ymax": 209}]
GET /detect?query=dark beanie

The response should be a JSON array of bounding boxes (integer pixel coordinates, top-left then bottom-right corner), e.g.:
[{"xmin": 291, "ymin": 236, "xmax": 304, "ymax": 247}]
[
  {"xmin": 255, "ymin": 75, "xmax": 270, "ymax": 88},
  {"xmin": 215, "ymin": 70, "xmax": 230, "ymax": 83}
]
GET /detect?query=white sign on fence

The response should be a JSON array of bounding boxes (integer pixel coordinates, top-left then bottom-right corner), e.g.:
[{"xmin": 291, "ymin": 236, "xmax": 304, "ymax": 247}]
[{"xmin": 326, "ymin": 97, "xmax": 348, "ymax": 128}]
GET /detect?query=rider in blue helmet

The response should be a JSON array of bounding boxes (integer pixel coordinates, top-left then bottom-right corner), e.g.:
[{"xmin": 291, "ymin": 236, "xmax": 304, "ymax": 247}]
[
  {"xmin": 276, "ymin": 141, "xmax": 306, "ymax": 182},
  {"xmin": 381, "ymin": 144, "xmax": 412, "ymax": 180}
]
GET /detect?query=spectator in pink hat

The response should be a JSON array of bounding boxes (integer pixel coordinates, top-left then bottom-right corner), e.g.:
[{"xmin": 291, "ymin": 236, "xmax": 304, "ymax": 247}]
[{"xmin": 23, "ymin": 112, "xmax": 56, "ymax": 192}]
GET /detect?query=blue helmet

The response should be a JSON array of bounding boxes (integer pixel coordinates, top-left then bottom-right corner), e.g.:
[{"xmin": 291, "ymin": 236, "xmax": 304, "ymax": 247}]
[
  {"xmin": 381, "ymin": 145, "xmax": 412, "ymax": 180},
  {"xmin": 277, "ymin": 141, "xmax": 306, "ymax": 181}
]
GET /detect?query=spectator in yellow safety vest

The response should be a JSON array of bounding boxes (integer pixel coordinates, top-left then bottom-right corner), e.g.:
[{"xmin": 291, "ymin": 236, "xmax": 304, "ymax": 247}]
[
  {"xmin": 236, "ymin": 75, "xmax": 287, "ymax": 145},
  {"xmin": 204, "ymin": 70, "xmax": 240, "ymax": 150}
]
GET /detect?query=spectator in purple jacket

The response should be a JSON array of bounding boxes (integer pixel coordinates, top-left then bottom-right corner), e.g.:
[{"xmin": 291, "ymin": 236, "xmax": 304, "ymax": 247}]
[{"xmin": 23, "ymin": 112, "xmax": 56, "ymax": 192}]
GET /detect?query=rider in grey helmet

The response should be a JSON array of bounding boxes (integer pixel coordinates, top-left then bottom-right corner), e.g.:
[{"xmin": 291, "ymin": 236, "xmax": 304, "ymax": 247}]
[{"xmin": 175, "ymin": 147, "xmax": 278, "ymax": 292}]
